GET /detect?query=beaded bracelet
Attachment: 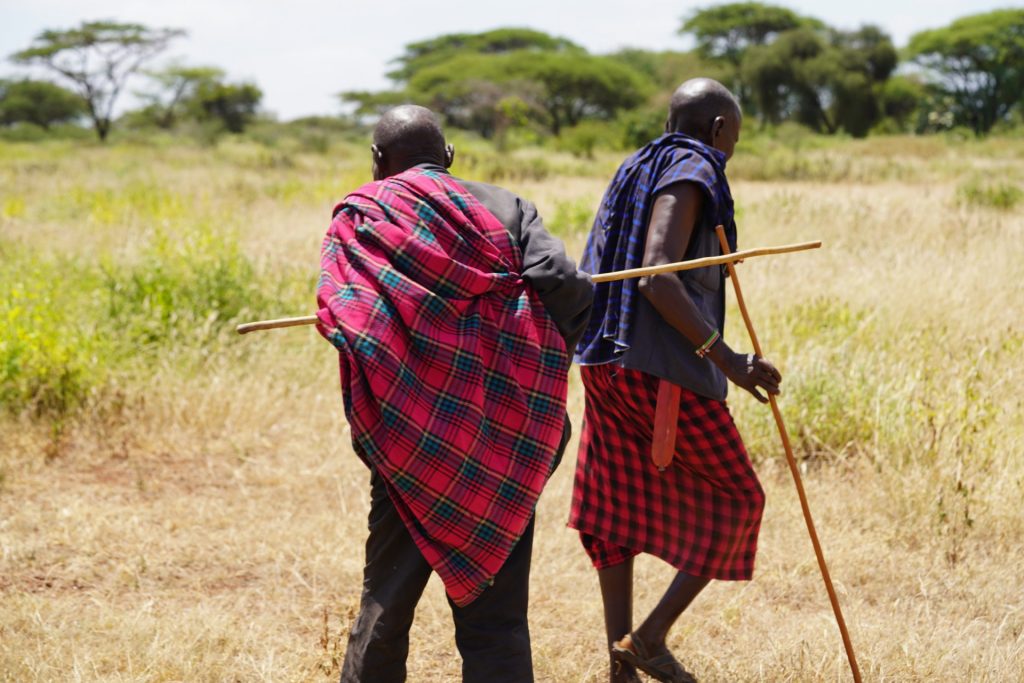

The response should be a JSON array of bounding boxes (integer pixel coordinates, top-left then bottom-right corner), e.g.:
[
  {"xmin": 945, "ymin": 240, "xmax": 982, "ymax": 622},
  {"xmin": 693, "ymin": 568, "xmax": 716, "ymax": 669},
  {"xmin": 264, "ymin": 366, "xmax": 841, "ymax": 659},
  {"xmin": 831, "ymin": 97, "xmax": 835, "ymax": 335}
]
[{"xmin": 695, "ymin": 329, "xmax": 721, "ymax": 358}]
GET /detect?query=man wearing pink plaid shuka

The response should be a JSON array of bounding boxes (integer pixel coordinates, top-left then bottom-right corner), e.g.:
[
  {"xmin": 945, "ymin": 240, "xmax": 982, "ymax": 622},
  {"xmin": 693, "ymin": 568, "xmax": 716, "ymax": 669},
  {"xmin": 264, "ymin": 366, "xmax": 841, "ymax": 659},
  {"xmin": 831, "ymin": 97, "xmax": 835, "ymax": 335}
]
[{"xmin": 315, "ymin": 105, "xmax": 592, "ymax": 683}]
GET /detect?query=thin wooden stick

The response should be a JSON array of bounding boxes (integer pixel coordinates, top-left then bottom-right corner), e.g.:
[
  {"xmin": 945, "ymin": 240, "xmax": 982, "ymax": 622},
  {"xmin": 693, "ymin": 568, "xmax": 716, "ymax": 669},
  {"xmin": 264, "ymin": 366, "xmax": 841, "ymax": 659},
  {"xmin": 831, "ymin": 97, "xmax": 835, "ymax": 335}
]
[
  {"xmin": 715, "ymin": 226, "xmax": 862, "ymax": 683},
  {"xmin": 236, "ymin": 315, "xmax": 319, "ymax": 335},
  {"xmin": 590, "ymin": 240, "xmax": 820, "ymax": 283},
  {"xmin": 235, "ymin": 240, "xmax": 821, "ymax": 335}
]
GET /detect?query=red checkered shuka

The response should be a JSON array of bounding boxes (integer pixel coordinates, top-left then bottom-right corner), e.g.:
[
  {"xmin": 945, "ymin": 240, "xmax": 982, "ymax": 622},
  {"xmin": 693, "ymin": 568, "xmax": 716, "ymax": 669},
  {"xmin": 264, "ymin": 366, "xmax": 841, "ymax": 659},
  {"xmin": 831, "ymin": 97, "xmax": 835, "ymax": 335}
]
[
  {"xmin": 316, "ymin": 168, "xmax": 569, "ymax": 607},
  {"xmin": 569, "ymin": 364, "xmax": 764, "ymax": 581}
]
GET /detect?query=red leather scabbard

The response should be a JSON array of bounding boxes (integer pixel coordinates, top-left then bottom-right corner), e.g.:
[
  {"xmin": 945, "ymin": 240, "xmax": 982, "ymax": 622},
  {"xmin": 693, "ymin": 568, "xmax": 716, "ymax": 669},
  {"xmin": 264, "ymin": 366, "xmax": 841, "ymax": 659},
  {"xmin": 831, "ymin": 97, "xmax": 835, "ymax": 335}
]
[{"xmin": 651, "ymin": 379, "xmax": 680, "ymax": 471}]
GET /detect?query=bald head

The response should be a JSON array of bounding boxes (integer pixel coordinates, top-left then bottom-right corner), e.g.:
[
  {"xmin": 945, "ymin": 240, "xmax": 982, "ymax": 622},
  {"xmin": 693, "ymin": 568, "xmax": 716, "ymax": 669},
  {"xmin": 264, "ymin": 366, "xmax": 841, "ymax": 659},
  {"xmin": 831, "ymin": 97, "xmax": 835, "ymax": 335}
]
[
  {"xmin": 667, "ymin": 78, "xmax": 742, "ymax": 159},
  {"xmin": 668, "ymin": 78, "xmax": 740, "ymax": 134},
  {"xmin": 372, "ymin": 105, "xmax": 449, "ymax": 179}
]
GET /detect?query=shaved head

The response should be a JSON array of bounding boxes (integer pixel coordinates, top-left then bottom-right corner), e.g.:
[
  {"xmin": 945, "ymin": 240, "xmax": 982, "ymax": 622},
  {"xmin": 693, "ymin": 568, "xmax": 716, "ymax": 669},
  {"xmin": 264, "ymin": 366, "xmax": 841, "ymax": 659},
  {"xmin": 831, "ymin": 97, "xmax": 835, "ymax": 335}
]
[
  {"xmin": 668, "ymin": 78, "xmax": 740, "ymax": 136},
  {"xmin": 667, "ymin": 78, "xmax": 742, "ymax": 159},
  {"xmin": 372, "ymin": 105, "xmax": 448, "ymax": 178}
]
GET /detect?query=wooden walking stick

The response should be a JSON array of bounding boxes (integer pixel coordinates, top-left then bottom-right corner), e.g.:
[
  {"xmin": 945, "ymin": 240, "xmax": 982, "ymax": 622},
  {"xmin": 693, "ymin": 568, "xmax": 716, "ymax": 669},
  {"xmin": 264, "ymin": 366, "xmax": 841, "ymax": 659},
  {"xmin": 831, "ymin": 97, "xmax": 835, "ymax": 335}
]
[
  {"xmin": 715, "ymin": 226, "xmax": 862, "ymax": 683},
  {"xmin": 235, "ymin": 241, "xmax": 821, "ymax": 335}
]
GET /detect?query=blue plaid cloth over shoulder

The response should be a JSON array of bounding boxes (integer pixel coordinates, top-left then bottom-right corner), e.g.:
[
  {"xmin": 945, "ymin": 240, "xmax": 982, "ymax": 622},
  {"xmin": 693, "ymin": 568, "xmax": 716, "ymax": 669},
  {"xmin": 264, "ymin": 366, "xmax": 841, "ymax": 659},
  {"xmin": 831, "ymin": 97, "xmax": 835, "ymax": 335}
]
[{"xmin": 574, "ymin": 133, "xmax": 736, "ymax": 366}]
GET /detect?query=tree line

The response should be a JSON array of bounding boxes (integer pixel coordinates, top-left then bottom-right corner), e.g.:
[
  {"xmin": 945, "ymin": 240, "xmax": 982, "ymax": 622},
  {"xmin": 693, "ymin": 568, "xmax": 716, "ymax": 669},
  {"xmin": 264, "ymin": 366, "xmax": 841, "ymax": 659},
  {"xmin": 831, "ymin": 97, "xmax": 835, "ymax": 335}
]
[
  {"xmin": 3, "ymin": 5, "xmax": 1023, "ymax": 143},
  {"xmin": 3, "ymin": 21, "xmax": 262, "ymax": 140}
]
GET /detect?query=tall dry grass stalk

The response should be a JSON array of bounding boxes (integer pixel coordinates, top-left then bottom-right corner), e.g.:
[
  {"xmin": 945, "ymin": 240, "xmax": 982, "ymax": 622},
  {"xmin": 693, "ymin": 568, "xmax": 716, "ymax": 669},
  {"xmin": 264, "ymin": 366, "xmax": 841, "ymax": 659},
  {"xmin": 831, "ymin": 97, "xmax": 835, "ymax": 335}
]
[{"xmin": 1, "ymin": 136, "xmax": 1022, "ymax": 681}]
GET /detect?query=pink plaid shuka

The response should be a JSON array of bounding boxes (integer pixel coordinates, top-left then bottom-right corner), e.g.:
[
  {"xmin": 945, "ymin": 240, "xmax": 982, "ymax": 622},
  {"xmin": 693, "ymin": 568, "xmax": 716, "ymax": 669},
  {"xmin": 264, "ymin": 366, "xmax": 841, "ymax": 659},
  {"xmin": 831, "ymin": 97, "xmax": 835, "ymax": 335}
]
[{"xmin": 316, "ymin": 168, "xmax": 569, "ymax": 606}]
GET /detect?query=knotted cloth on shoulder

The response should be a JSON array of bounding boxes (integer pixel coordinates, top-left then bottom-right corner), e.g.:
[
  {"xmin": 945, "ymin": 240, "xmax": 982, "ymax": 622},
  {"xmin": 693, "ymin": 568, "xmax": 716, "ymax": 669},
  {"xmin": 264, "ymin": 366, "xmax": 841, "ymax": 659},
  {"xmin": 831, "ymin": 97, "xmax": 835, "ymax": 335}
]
[
  {"xmin": 316, "ymin": 167, "xmax": 568, "ymax": 606},
  {"xmin": 575, "ymin": 133, "xmax": 736, "ymax": 367}
]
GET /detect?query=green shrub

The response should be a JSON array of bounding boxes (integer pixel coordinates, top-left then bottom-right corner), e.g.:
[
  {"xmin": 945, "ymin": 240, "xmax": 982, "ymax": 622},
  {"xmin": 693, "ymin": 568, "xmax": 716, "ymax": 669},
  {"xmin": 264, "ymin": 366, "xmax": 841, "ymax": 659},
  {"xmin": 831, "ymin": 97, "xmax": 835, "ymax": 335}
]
[
  {"xmin": 549, "ymin": 198, "xmax": 596, "ymax": 237},
  {"xmin": 957, "ymin": 179, "xmax": 1023, "ymax": 210},
  {"xmin": 2, "ymin": 195, "xmax": 25, "ymax": 219},
  {"xmin": 733, "ymin": 298, "xmax": 881, "ymax": 459},
  {"xmin": 102, "ymin": 223, "xmax": 272, "ymax": 349},
  {"xmin": 0, "ymin": 251, "xmax": 107, "ymax": 416},
  {"xmin": 0, "ymin": 122, "xmax": 93, "ymax": 143},
  {"xmin": 617, "ymin": 107, "xmax": 664, "ymax": 150},
  {"xmin": 0, "ymin": 216, "xmax": 304, "ymax": 419},
  {"xmin": 734, "ymin": 297, "xmax": 1007, "ymax": 468},
  {"xmin": 554, "ymin": 121, "xmax": 615, "ymax": 159},
  {"xmin": 65, "ymin": 181, "xmax": 186, "ymax": 226},
  {"xmin": 451, "ymin": 148, "xmax": 551, "ymax": 182}
]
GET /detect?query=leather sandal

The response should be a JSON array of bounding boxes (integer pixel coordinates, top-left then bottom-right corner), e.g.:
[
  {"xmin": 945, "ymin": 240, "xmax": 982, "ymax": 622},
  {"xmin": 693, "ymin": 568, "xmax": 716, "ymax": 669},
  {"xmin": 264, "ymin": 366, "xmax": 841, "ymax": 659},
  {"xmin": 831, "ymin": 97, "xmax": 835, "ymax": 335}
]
[
  {"xmin": 613, "ymin": 658, "xmax": 643, "ymax": 683},
  {"xmin": 611, "ymin": 632, "xmax": 696, "ymax": 683}
]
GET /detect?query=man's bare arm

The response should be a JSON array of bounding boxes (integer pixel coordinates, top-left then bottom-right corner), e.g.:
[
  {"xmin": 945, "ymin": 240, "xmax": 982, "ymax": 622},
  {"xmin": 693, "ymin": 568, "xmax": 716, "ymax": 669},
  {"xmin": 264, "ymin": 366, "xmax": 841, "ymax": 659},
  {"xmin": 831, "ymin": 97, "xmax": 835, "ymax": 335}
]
[{"xmin": 637, "ymin": 183, "xmax": 780, "ymax": 402}]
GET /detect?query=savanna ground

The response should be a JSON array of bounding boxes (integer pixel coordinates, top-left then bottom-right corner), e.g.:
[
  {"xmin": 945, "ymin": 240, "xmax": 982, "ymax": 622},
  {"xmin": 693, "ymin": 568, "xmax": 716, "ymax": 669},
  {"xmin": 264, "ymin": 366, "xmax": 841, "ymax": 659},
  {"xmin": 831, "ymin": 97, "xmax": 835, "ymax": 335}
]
[{"xmin": 1, "ymin": 129, "xmax": 1023, "ymax": 682}]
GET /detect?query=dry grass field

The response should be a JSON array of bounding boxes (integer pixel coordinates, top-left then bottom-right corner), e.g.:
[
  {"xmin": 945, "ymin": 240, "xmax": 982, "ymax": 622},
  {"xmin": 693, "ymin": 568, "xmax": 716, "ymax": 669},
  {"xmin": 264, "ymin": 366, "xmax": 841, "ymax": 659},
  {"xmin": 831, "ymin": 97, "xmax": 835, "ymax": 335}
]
[{"xmin": 1, "ymin": 132, "xmax": 1022, "ymax": 681}]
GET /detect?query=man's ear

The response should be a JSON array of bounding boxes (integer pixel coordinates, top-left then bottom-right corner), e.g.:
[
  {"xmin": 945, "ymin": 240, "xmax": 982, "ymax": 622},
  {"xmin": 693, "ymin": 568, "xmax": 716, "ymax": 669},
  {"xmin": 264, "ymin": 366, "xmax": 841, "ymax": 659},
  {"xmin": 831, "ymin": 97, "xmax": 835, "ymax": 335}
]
[
  {"xmin": 711, "ymin": 116, "xmax": 725, "ymax": 143},
  {"xmin": 371, "ymin": 144, "xmax": 385, "ymax": 180},
  {"xmin": 444, "ymin": 143, "xmax": 455, "ymax": 169}
]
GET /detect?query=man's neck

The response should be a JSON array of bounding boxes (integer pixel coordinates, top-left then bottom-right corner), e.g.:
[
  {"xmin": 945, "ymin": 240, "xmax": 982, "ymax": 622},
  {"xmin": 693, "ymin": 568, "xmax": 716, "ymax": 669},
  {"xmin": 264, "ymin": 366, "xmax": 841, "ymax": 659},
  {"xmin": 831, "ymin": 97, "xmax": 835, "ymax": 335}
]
[
  {"xmin": 390, "ymin": 156, "xmax": 446, "ymax": 174},
  {"xmin": 413, "ymin": 161, "xmax": 447, "ymax": 172}
]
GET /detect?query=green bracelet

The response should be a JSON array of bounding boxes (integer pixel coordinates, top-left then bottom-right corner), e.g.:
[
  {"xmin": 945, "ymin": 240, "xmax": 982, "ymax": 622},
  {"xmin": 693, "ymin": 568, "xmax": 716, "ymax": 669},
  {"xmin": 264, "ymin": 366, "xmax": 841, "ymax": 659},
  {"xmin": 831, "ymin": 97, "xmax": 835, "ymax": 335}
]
[{"xmin": 695, "ymin": 329, "xmax": 721, "ymax": 358}]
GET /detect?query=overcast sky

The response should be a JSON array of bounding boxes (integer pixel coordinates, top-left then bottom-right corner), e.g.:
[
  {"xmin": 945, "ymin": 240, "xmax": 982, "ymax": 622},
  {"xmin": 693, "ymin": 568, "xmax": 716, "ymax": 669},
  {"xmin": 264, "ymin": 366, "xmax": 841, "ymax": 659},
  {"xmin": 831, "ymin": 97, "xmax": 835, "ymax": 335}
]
[{"xmin": 1, "ymin": 0, "xmax": 1018, "ymax": 120}]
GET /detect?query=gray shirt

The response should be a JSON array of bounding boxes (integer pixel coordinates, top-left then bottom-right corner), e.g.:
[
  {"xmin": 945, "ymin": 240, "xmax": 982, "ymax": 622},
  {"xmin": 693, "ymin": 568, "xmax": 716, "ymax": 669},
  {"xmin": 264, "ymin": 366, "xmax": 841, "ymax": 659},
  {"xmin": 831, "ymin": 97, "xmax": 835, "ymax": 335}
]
[{"xmin": 618, "ymin": 211, "xmax": 729, "ymax": 401}]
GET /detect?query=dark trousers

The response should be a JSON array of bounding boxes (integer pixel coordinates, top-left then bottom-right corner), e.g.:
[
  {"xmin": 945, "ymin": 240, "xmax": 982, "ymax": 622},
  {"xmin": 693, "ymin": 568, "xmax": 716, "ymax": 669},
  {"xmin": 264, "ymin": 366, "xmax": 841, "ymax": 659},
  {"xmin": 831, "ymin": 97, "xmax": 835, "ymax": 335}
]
[{"xmin": 340, "ymin": 469, "xmax": 535, "ymax": 683}]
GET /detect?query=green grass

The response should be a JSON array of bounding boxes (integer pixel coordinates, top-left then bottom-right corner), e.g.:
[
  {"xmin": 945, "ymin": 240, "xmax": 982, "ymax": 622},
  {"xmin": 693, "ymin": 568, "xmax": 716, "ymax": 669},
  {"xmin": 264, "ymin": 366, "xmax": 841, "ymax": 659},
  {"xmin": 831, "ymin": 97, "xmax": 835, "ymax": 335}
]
[
  {"xmin": 549, "ymin": 197, "xmax": 597, "ymax": 237},
  {"xmin": 0, "ymin": 248, "xmax": 107, "ymax": 416},
  {"xmin": 727, "ymin": 294, "xmax": 1009, "ymax": 472},
  {"xmin": 102, "ymin": 223, "xmax": 273, "ymax": 348},
  {"xmin": 957, "ymin": 178, "xmax": 1024, "ymax": 210},
  {"xmin": 0, "ymin": 215, "xmax": 305, "ymax": 418},
  {"xmin": 1, "ymin": 132, "xmax": 1022, "ymax": 682}
]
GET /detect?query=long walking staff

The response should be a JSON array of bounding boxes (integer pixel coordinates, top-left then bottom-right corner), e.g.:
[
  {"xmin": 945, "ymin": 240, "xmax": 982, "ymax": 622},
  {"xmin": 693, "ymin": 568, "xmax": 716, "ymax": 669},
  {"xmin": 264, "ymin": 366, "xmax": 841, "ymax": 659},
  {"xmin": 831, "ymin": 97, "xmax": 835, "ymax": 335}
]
[
  {"xmin": 715, "ymin": 226, "xmax": 862, "ymax": 683},
  {"xmin": 235, "ymin": 241, "xmax": 821, "ymax": 335}
]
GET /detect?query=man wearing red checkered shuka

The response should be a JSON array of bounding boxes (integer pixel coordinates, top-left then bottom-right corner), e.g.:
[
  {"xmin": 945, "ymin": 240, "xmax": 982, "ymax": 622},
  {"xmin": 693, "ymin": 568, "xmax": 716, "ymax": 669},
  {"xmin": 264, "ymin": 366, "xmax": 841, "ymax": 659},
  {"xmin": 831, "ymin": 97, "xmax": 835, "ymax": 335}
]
[
  {"xmin": 569, "ymin": 79, "xmax": 783, "ymax": 683},
  {"xmin": 318, "ymin": 105, "xmax": 592, "ymax": 683}
]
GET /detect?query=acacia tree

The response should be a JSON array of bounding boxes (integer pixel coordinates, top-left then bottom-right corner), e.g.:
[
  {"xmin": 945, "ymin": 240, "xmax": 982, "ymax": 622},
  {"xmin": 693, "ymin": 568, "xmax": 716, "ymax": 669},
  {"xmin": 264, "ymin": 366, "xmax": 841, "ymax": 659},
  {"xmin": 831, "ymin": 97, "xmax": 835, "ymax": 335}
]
[
  {"xmin": 679, "ymin": 1, "xmax": 818, "ymax": 107},
  {"xmin": 340, "ymin": 90, "xmax": 412, "ymax": 118},
  {"xmin": 908, "ymin": 9, "xmax": 1024, "ymax": 135},
  {"xmin": 742, "ymin": 24, "xmax": 897, "ymax": 136},
  {"xmin": 137, "ymin": 64, "xmax": 224, "ymax": 129},
  {"xmin": 879, "ymin": 75, "xmax": 928, "ymax": 132},
  {"xmin": 608, "ymin": 48, "xmax": 727, "ymax": 91},
  {"xmin": 187, "ymin": 80, "xmax": 262, "ymax": 133},
  {"xmin": 407, "ymin": 51, "xmax": 649, "ymax": 136},
  {"xmin": 343, "ymin": 28, "xmax": 584, "ymax": 123},
  {"xmin": 512, "ymin": 52, "xmax": 650, "ymax": 134},
  {"xmin": 387, "ymin": 28, "xmax": 582, "ymax": 82},
  {"xmin": 0, "ymin": 79, "xmax": 84, "ymax": 129},
  {"xmin": 680, "ymin": 2, "xmax": 812, "ymax": 66},
  {"xmin": 343, "ymin": 28, "xmax": 649, "ymax": 138},
  {"xmin": 400, "ymin": 54, "xmax": 541, "ymax": 137},
  {"xmin": 10, "ymin": 21, "xmax": 184, "ymax": 141}
]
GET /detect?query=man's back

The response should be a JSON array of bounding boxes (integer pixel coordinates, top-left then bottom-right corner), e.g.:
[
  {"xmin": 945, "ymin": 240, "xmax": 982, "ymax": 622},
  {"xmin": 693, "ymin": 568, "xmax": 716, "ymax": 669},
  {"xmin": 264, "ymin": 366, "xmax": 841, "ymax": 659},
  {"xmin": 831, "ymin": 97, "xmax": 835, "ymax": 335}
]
[
  {"xmin": 320, "ymin": 105, "xmax": 592, "ymax": 683},
  {"xmin": 317, "ymin": 167, "xmax": 578, "ymax": 605}
]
